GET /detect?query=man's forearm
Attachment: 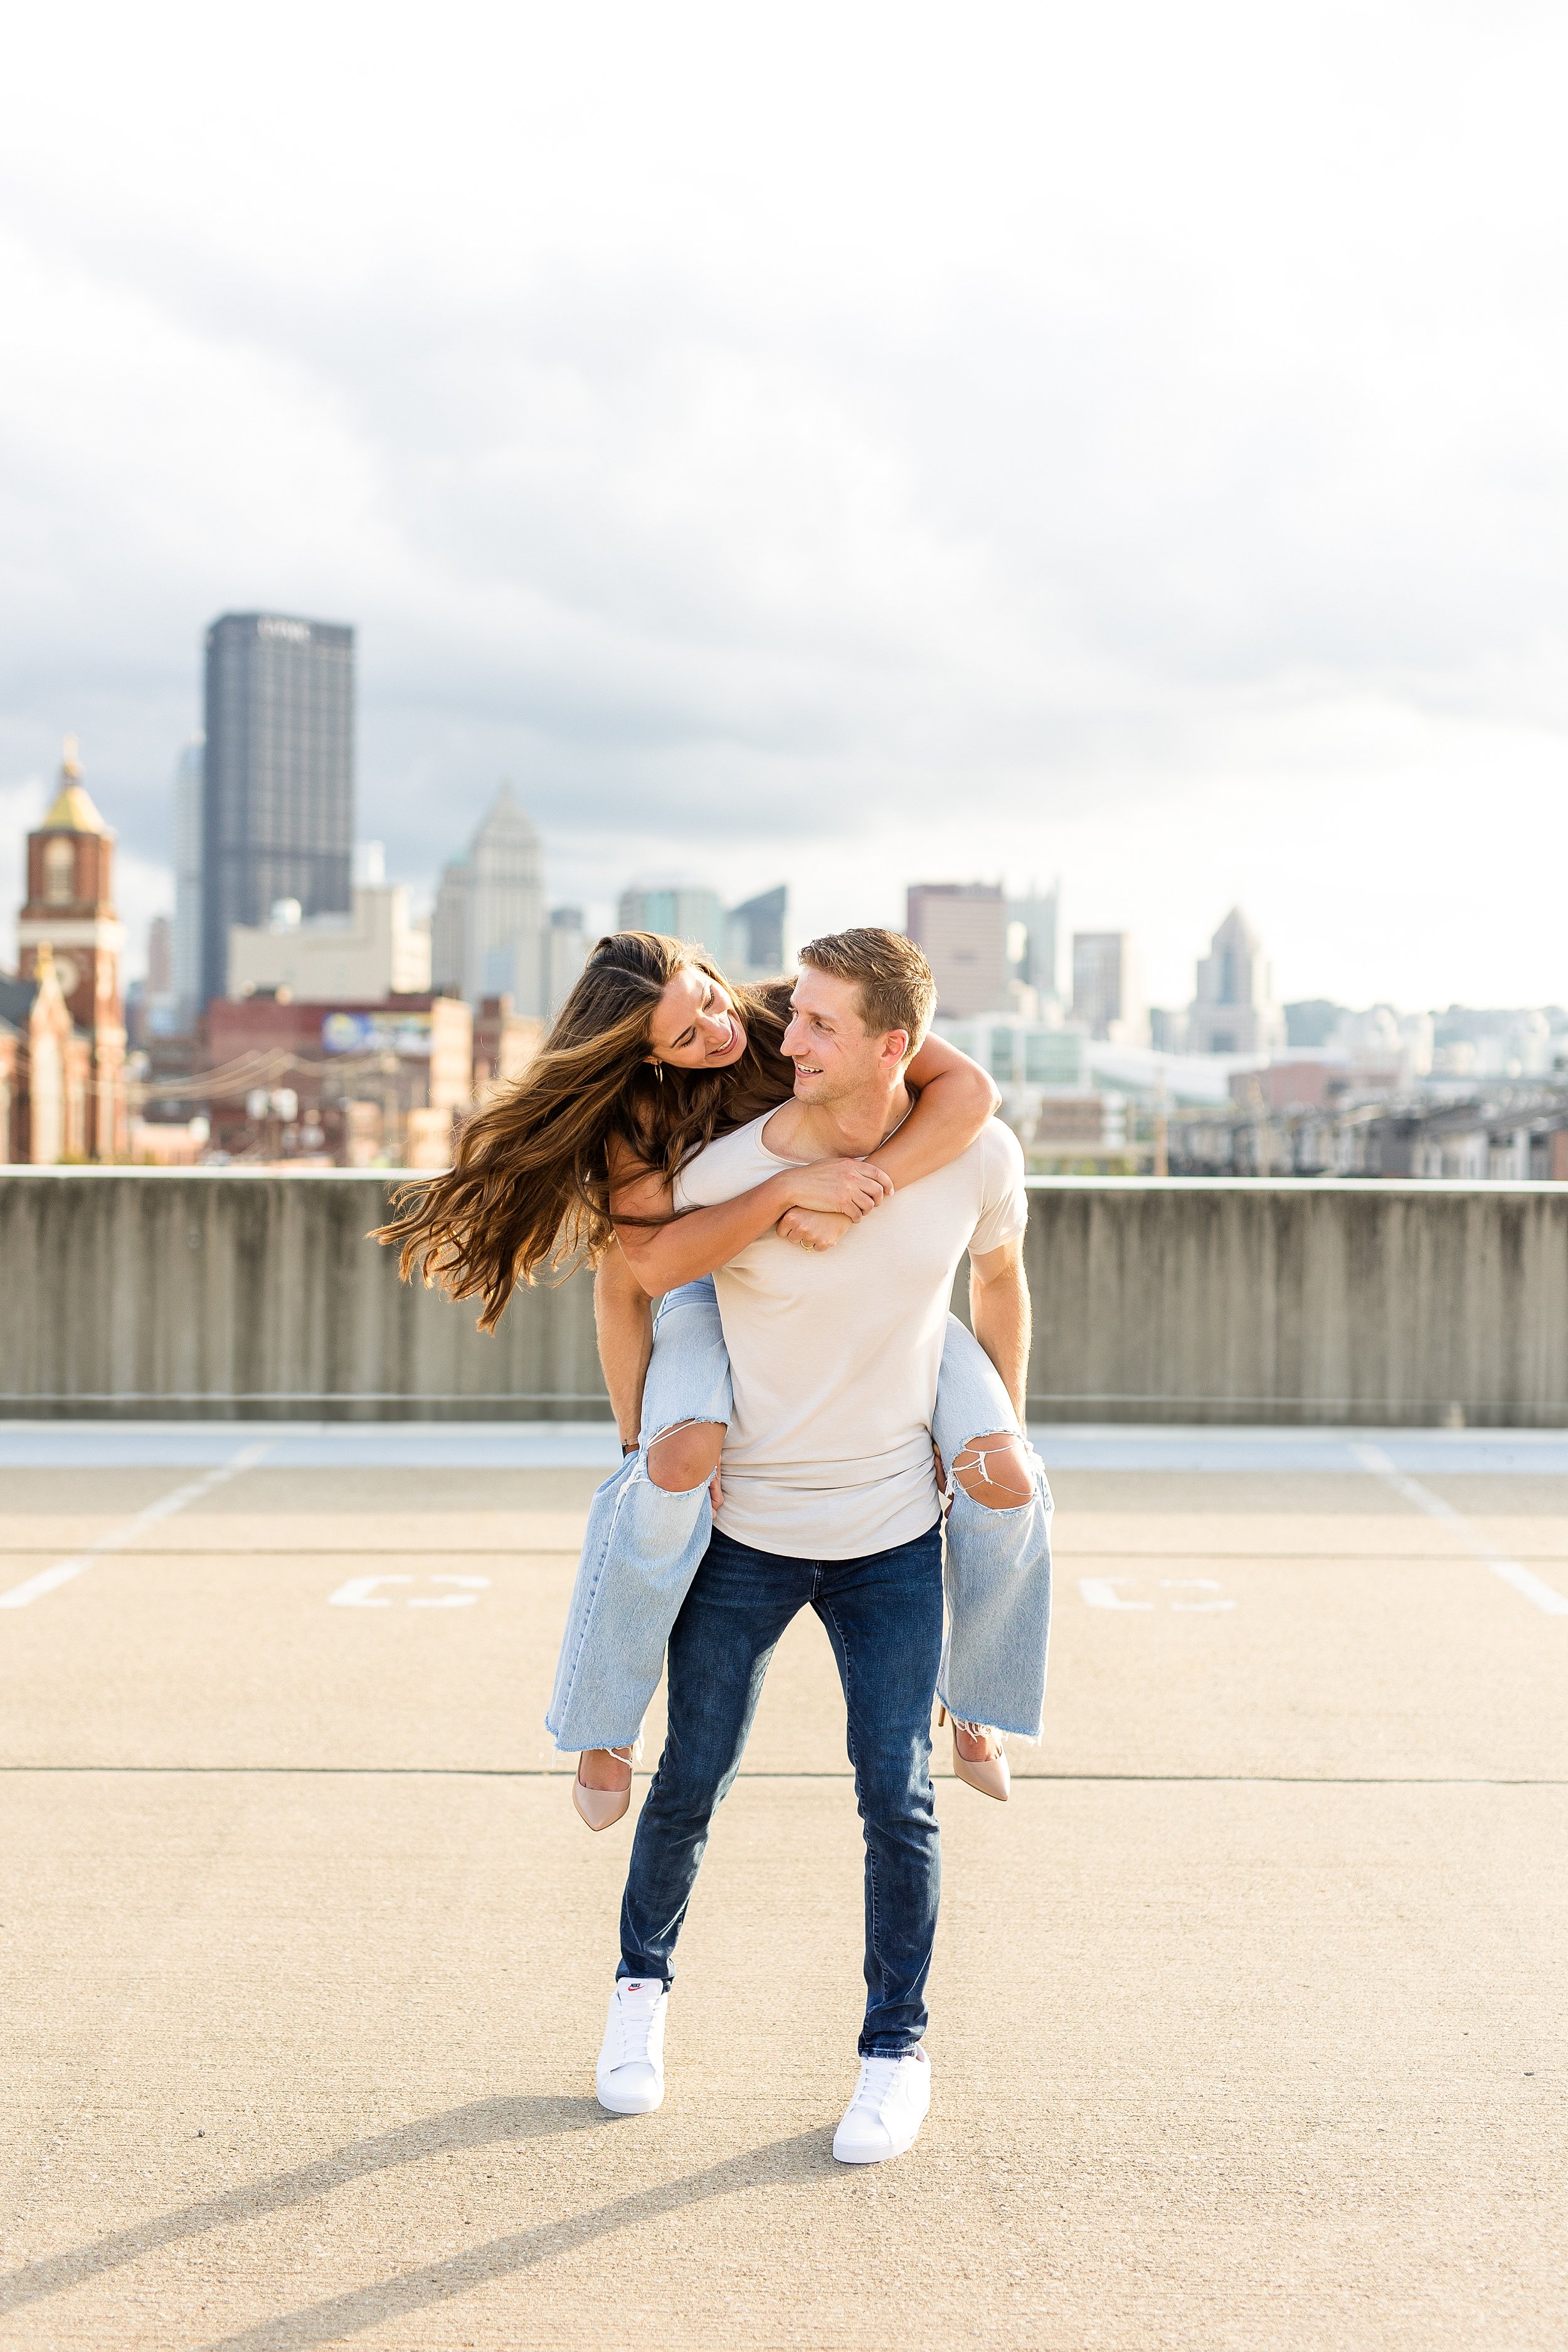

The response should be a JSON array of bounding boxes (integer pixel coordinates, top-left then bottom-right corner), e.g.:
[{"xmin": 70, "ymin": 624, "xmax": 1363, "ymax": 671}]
[
  {"xmin": 595, "ymin": 1250, "xmax": 655, "ymax": 1444},
  {"xmin": 970, "ymin": 1266, "xmax": 1031, "ymax": 1423},
  {"xmin": 617, "ymin": 1150, "xmax": 896, "ymax": 1289}
]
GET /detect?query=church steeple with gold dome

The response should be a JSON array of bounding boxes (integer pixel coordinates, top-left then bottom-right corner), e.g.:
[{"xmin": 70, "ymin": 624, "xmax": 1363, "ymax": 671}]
[{"xmin": 41, "ymin": 736, "xmax": 111, "ymax": 839}]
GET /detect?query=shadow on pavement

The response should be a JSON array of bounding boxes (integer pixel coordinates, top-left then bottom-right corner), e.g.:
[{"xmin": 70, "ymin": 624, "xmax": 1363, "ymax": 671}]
[
  {"xmin": 0, "ymin": 2094, "xmax": 607, "ymax": 2320},
  {"xmin": 195, "ymin": 2129, "xmax": 838, "ymax": 2352}
]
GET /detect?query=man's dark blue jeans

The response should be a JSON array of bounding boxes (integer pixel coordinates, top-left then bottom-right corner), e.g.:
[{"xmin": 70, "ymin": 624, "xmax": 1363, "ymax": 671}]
[{"xmin": 617, "ymin": 1522, "xmax": 944, "ymax": 2055}]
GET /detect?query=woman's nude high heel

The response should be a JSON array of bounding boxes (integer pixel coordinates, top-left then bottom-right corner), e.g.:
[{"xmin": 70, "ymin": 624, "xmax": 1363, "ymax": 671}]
[
  {"xmin": 937, "ymin": 1706, "xmax": 1010, "ymax": 1802},
  {"xmin": 572, "ymin": 1747, "xmax": 635, "ymax": 1831}
]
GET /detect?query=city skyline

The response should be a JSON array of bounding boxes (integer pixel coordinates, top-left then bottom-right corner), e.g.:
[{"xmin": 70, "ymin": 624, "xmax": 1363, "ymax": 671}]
[
  {"xmin": 6, "ymin": 687, "xmax": 1566, "ymax": 1020},
  {"xmin": 3, "ymin": 736, "xmax": 1567, "ymax": 1030},
  {"xmin": 4, "ymin": 728, "xmax": 1564, "ymax": 1175},
  {"xmin": 3, "ymin": 12, "xmax": 1567, "ymax": 1013}
]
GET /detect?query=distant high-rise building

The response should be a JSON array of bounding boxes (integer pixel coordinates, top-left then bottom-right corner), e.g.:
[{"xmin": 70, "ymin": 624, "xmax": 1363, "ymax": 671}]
[
  {"xmin": 726, "ymin": 885, "xmax": 788, "ymax": 979},
  {"xmin": 200, "ymin": 613, "xmax": 354, "ymax": 1007},
  {"xmin": 1148, "ymin": 1007, "xmax": 1189, "ymax": 1054},
  {"xmin": 432, "ymin": 784, "xmax": 547, "ymax": 1014},
  {"xmin": 147, "ymin": 914, "xmax": 173, "ymax": 996},
  {"xmin": 227, "ymin": 879, "xmax": 432, "ymax": 1003},
  {"xmin": 171, "ymin": 738, "xmax": 203, "ymax": 1030},
  {"xmin": 617, "ymin": 881, "xmax": 728, "ymax": 960},
  {"xmin": 470, "ymin": 787, "xmax": 545, "ymax": 1011},
  {"xmin": 905, "ymin": 883, "xmax": 1009, "ymax": 1019},
  {"xmin": 1008, "ymin": 884, "xmax": 1061, "ymax": 1003},
  {"xmin": 1186, "ymin": 908, "xmax": 1285, "ymax": 1055},
  {"xmin": 615, "ymin": 879, "xmax": 788, "ymax": 980},
  {"xmin": 1285, "ymin": 999, "xmax": 1345, "ymax": 1051},
  {"xmin": 1072, "ymin": 931, "xmax": 1148, "ymax": 1044},
  {"xmin": 133, "ymin": 908, "xmax": 182, "ymax": 1044},
  {"xmin": 432, "ymin": 857, "xmax": 469, "ymax": 998},
  {"xmin": 547, "ymin": 905, "xmax": 588, "ymax": 1017}
]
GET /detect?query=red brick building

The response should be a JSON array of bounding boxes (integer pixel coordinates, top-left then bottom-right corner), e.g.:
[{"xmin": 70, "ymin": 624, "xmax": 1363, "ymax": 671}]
[
  {"xmin": 0, "ymin": 951, "xmax": 88, "ymax": 1161},
  {"xmin": 201, "ymin": 992, "xmax": 474, "ymax": 1164},
  {"xmin": 472, "ymin": 995, "xmax": 544, "ymax": 1097},
  {"xmin": 3, "ymin": 743, "xmax": 129, "ymax": 1161}
]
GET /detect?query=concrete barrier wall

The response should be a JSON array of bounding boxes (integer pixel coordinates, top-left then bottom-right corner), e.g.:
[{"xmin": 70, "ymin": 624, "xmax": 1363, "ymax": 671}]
[
  {"xmin": 3, "ymin": 1169, "xmax": 1567, "ymax": 1424},
  {"xmin": 0, "ymin": 1170, "xmax": 605, "ymax": 1422},
  {"xmin": 1017, "ymin": 1180, "xmax": 1568, "ymax": 1425}
]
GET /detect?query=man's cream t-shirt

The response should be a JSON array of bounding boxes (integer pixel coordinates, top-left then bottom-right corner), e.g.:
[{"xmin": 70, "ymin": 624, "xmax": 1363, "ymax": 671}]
[{"xmin": 671, "ymin": 1110, "xmax": 1028, "ymax": 1559}]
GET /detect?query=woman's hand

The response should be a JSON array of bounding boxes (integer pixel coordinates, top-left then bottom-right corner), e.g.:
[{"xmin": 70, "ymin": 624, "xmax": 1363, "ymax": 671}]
[
  {"xmin": 776, "ymin": 1207, "xmax": 855, "ymax": 1252},
  {"xmin": 782, "ymin": 1157, "xmax": 893, "ymax": 1220}
]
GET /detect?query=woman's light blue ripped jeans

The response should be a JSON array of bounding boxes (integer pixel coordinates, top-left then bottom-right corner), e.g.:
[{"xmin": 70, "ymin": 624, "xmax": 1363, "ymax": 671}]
[{"xmin": 545, "ymin": 1274, "xmax": 1054, "ymax": 1750}]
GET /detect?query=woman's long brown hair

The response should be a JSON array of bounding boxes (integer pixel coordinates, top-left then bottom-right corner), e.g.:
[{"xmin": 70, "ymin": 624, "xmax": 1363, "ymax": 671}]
[{"xmin": 375, "ymin": 931, "xmax": 795, "ymax": 1330}]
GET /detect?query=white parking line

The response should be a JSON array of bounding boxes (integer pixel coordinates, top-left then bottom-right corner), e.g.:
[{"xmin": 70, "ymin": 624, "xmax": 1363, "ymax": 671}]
[
  {"xmin": 408, "ymin": 1575, "xmax": 490, "ymax": 1608},
  {"xmin": 329, "ymin": 1575, "xmax": 414, "ymax": 1607},
  {"xmin": 329, "ymin": 1574, "xmax": 492, "ymax": 1608},
  {"xmin": 1351, "ymin": 1443, "xmax": 1568, "ymax": 1616},
  {"xmin": 0, "ymin": 1443, "xmax": 274, "ymax": 1609},
  {"xmin": 1079, "ymin": 1577, "xmax": 1153, "ymax": 1611},
  {"xmin": 1160, "ymin": 1577, "xmax": 1236, "ymax": 1611},
  {"xmin": 1079, "ymin": 1575, "xmax": 1236, "ymax": 1612}
]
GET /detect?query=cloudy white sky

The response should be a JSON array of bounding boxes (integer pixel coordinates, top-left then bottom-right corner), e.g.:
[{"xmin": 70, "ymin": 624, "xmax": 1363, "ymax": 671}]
[{"xmin": 3, "ymin": 1, "xmax": 1565, "ymax": 1004}]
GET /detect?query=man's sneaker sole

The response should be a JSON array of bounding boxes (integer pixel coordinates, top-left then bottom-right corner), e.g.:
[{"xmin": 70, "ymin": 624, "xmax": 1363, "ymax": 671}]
[
  {"xmin": 596, "ymin": 2068, "xmax": 664, "ymax": 2116},
  {"xmin": 832, "ymin": 2119, "xmax": 923, "ymax": 2163}
]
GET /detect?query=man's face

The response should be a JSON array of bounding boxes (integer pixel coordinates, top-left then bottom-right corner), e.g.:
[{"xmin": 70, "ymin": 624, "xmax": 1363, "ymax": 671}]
[{"xmin": 781, "ymin": 965, "xmax": 907, "ymax": 1104}]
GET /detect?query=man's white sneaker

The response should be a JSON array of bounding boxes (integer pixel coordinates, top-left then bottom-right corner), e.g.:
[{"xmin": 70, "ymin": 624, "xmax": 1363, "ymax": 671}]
[
  {"xmin": 595, "ymin": 1977, "xmax": 667, "ymax": 2115},
  {"xmin": 832, "ymin": 2047, "xmax": 931, "ymax": 2164}
]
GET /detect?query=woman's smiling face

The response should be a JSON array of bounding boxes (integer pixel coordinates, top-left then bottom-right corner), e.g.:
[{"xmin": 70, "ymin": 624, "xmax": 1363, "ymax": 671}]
[{"xmin": 647, "ymin": 966, "xmax": 749, "ymax": 1071}]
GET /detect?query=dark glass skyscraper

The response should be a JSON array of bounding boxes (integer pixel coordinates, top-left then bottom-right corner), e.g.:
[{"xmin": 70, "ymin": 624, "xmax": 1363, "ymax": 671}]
[{"xmin": 199, "ymin": 612, "xmax": 354, "ymax": 1005}]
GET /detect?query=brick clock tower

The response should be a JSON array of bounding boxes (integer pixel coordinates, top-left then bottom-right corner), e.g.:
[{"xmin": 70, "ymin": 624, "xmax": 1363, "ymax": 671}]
[{"xmin": 17, "ymin": 740, "xmax": 129, "ymax": 1158}]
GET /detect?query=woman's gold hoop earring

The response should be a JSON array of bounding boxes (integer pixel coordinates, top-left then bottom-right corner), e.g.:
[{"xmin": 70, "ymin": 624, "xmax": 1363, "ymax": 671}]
[{"xmin": 654, "ymin": 1059, "xmax": 664, "ymax": 1084}]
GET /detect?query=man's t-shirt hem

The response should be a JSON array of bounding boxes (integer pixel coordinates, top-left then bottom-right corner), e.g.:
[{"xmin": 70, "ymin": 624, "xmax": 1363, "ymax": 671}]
[{"xmin": 706, "ymin": 1507, "xmax": 944, "ymax": 1563}]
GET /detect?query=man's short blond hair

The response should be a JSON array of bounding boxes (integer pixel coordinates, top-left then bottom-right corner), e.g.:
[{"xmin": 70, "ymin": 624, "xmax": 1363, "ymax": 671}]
[{"xmin": 797, "ymin": 928, "xmax": 936, "ymax": 1059}]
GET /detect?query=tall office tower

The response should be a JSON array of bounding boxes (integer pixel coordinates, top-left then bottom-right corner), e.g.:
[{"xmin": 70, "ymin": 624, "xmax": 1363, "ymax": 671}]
[
  {"xmin": 200, "ymin": 612, "xmax": 354, "ymax": 1006},
  {"xmin": 432, "ymin": 784, "xmax": 547, "ymax": 1012},
  {"xmin": 171, "ymin": 738, "xmax": 203, "ymax": 1030},
  {"xmin": 1071, "ymin": 931, "xmax": 1148, "ymax": 1044},
  {"xmin": 1185, "ymin": 907, "xmax": 1286, "ymax": 1055},
  {"xmin": 905, "ymin": 882, "xmax": 1009, "ymax": 1018},
  {"xmin": 726, "ymin": 884, "xmax": 788, "ymax": 978},
  {"xmin": 1008, "ymin": 883, "xmax": 1061, "ymax": 1003}
]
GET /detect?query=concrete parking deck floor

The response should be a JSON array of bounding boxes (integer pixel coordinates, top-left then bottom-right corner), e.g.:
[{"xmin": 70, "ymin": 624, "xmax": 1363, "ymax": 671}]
[{"xmin": 1, "ymin": 1424, "xmax": 1565, "ymax": 2349}]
